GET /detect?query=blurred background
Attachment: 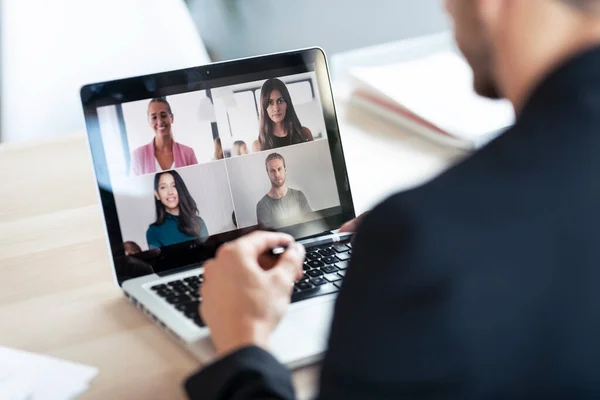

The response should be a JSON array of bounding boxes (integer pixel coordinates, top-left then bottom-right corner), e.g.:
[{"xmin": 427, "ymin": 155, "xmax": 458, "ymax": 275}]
[{"xmin": 0, "ymin": 0, "xmax": 448, "ymax": 144}]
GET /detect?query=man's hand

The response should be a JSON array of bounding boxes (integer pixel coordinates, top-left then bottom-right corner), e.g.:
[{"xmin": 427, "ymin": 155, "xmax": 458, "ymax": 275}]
[
  {"xmin": 339, "ymin": 212, "xmax": 369, "ymax": 233},
  {"xmin": 200, "ymin": 232, "xmax": 305, "ymax": 358}
]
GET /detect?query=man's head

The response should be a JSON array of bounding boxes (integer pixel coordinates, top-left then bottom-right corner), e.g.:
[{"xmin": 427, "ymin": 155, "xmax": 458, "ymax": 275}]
[
  {"xmin": 265, "ymin": 153, "xmax": 287, "ymax": 189},
  {"xmin": 445, "ymin": 0, "xmax": 600, "ymax": 108}
]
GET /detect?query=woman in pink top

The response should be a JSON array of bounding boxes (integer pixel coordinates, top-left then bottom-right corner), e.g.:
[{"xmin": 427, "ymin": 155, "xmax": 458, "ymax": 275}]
[{"xmin": 130, "ymin": 97, "xmax": 198, "ymax": 176}]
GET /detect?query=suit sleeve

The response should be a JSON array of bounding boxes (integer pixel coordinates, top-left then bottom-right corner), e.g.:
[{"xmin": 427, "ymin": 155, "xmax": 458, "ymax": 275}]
[
  {"xmin": 318, "ymin": 192, "xmax": 463, "ymax": 399},
  {"xmin": 184, "ymin": 346, "xmax": 295, "ymax": 400}
]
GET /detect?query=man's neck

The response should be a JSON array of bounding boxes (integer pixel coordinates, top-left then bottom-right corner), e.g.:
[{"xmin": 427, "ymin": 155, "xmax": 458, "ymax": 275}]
[
  {"xmin": 499, "ymin": 6, "xmax": 600, "ymax": 114},
  {"xmin": 155, "ymin": 135, "xmax": 174, "ymax": 152},
  {"xmin": 268, "ymin": 185, "xmax": 288, "ymax": 199}
]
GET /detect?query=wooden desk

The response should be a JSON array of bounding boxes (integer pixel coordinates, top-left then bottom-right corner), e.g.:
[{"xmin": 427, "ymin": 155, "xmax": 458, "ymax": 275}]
[{"xmin": 0, "ymin": 101, "xmax": 464, "ymax": 399}]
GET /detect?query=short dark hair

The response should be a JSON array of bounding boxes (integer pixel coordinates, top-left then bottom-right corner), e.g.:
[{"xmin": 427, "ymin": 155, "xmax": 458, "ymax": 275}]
[{"xmin": 265, "ymin": 153, "xmax": 286, "ymax": 171}]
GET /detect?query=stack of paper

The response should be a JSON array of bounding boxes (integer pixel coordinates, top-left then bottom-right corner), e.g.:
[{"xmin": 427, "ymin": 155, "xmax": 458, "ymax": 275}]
[
  {"xmin": 349, "ymin": 51, "xmax": 515, "ymax": 150},
  {"xmin": 0, "ymin": 346, "xmax": 98, "ymax": 400}
]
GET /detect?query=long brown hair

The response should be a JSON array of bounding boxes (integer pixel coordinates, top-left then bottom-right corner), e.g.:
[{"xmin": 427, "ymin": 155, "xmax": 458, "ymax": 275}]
[
  {"xmin": 258, "ymin": 78, "xmax": 310, "ymax": 150},
  {"xmin": 152, "ymin": 170, "xmax": 201, "ymax": 238}
]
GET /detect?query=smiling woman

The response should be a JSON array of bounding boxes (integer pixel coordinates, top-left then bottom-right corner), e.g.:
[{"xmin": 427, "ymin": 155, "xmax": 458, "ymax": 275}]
[
  {"xmin": 130, "ymin": 97, "xmax": 199, "ymax": 176},
  {"xmin": 258, "ymin": 78, "xmax": 314, "ymax": 151},
  {"xmin": 146, "ymin": 170, "xmax": 209, "ymax": 248}
]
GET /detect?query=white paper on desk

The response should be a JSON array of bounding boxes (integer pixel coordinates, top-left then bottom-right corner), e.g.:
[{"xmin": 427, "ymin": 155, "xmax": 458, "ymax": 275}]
[
  {"xmin": 350, "ymin": 51, "xmax": 515, "ymax": 141},
  {"xmin": 0, "ymin": 346, "xmax": 98, "ymax": 400}
]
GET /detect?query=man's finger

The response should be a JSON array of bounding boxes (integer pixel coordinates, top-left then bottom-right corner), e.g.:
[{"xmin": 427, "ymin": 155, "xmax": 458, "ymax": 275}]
[
  {"xmin": 238, "ymin": 231, "xmax": 295, "ymax": 255},
  {"xmin": 268, "ymin": 243, "xmax": 305, "ymax": 283}
]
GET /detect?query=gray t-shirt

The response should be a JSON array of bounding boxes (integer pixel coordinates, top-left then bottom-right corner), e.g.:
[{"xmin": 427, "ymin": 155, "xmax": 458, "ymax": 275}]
[{"xmin": 256, "ymin": 188, "xmax": 312, "ymax": 226}]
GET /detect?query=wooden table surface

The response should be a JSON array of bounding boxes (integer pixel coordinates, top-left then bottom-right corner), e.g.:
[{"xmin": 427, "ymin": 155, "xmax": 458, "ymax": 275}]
[{"xmin": 0, "ymin": 101, "xmax": 463, "ymax": 399}]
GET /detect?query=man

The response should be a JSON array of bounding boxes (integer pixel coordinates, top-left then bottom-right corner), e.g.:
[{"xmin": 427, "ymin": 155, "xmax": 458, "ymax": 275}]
[
  {"xmin": 256, "ymin": 153, "xmax": 312, "ymax": 227},
  {"xmin": 186, "ymin": 0, "xmax": 600, "ymax": 398}
]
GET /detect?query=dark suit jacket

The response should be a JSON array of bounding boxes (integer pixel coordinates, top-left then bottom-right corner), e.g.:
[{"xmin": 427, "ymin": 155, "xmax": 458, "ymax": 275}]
[{"xmin": 185, "ymin": 46, "xmax": 600, "ymax": 399}]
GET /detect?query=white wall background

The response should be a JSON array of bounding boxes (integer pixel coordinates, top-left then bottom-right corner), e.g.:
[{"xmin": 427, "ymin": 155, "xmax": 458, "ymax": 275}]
[
  {"xmin": 212, "ymin": 72, "xmax": 327, "ymax": 156},
  {"xmin": 190, "ymin": 0, "xmax": 448, "ymax": 63},
  {"xmin": 98, "ymin": 105, "xmax": 128, "ymax": 179},
  {"xmin": 226, "ymin": 140, "xmax": 340, "ymax": 228},
  {"xmin": 122, "ymin": 90, "xmax": 217, "ymax": 166},
  {"xmin": 1, "ymin": 0, "xmax": 210, "ymax": 143},
  {"xmin": 112, "ymin": 161, "xmax": 236, "ymax": 251}
]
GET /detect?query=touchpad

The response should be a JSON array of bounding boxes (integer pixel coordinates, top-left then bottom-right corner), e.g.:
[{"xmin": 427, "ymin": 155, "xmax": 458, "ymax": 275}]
[{"xmin": 269, "ymin": 297, "xmax": 336, "ymax": 367}]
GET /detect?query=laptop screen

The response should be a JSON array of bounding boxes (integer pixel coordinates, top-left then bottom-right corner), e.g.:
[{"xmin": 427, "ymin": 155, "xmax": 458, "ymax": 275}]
[{"xmin": 81, "ymin": 49, "xmax": 354, "ymax": 284}]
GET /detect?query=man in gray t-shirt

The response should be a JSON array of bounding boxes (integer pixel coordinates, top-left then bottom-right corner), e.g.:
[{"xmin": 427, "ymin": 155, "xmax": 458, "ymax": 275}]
[{"xmin": 256, "ymin": 153, "xmax": 312, "ymax": 227}]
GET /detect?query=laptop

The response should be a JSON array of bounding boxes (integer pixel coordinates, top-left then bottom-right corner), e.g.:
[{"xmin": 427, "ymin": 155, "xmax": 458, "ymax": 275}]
[{"xmin": 80, "ymin": 48, "xmax": 356, "ymax": 368}]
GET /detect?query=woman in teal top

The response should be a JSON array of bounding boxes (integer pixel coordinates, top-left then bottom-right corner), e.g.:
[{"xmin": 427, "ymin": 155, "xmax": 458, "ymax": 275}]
[{"xmin": 146, "ymin": 170, "xmax": 208, "ymax": 248}]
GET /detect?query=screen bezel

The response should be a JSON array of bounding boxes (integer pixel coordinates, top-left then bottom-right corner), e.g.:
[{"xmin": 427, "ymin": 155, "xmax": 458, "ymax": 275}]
[{"xmin": 80, "ymin": 48, "xmax": 355, "ymax": 285}]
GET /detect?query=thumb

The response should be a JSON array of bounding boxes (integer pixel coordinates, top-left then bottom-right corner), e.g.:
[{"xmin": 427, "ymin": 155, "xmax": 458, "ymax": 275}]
[{"xmin": 270, "ymin": 243, "xmax": 305, "ymax": 283}]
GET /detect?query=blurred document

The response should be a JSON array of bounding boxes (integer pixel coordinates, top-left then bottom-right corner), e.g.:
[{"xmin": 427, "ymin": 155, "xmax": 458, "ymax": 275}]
[
  {"xmin": 350, "ymin": 51, "xmax": 515, "ymax": 149},
  {"xmin": 0, "ymin": 346, "xmax": 98, "ymax": 400}
]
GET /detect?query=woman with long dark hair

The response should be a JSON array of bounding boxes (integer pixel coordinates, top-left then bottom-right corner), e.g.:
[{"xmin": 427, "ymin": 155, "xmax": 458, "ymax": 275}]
[
  {"xmin": 258, "ymin": 78, "xmax": 313, "ymax": 151},
  {"xmin": 146, "ymin": 170, "xmax": 208, "ymax": 248}
]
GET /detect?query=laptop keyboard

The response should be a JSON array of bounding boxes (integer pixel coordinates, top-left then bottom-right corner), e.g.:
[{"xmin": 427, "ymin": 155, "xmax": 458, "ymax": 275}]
[{"xmin": 149, "ymin": 242, "xmax": 352, "ymax": 328}]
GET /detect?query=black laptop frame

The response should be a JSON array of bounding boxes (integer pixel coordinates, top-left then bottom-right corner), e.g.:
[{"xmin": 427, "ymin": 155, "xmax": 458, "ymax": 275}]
[{"xmin": 80, "ymin": 48, "xmax": 355, "ymax": 284}]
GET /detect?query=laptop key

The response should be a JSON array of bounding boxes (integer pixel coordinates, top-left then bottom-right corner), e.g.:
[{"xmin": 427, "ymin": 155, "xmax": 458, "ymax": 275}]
[
  {"xmin": 324, "ymin": 273, "xmax": 342, "ymax": 283},
  {"xmin": 175, "ymin": 303, "xmax": 188, "ymax": 312},
  {"xmin": 303, "ymin": 262, "xmax": 312, "ymax": 271},
  {"xmin": 295, "ymin": 281, "xmax": 313, "ymax": 291},
  {"xmin": 194, "ymin": 315, "xmax": 206, "ymax": 327},
  {"xmin": 333, "ymin": 245, "xmax": 350, "ymax": 253},
  {"xmin": 151, "ymin": 284, "xmax": 167, "ymax": 291},
  {"xmin": 307, "ymin": 269, "xmax": 324, "ymax": 278},
  {"xmin": 306, "ymin": 252, "xmax": 321, "ymax": 260},
  {"xmin": 334, "ymin": 282, "xmax": 343, "ymax": 289},
  {"xmin": 166, "ymin": 294, "xmax": 194, "ymax": 305},
  {"xmin": 155, "ymin": 289, "xmax": 174, "ymax": 298},
  {"xmin": 322, "ymin": 256, "xmax": 338, "ymax": 265},
  {"xmin": 335, "ymin": 261, "xmax": 349, "ymax": 270},
  {"xmin": 176, "ymin": 300, "xmax": 199, "ymax": 313},
  {"xmin": 318, "ymin": 248, "xmax": 336, "ymax": 257},
  {"xmin": 170, "ymin": 287, "xmax": 188, "ymax": 296},
  {"xmin": 321, "ymin": 265, "xmax": 338, "ymax": 274},
  {"xmin": 307, "ymin": 260, "xmax": 325, "ymax": 268},
  {"xmin": 337, "ymin": 271, "xmax": 346, "ymax": 278},
  {"xmin": 291, "ymin": 282, "xmax": 339, "ymax": 303},
  {"xmin": 310, "ymin": 277, "xmax": 327, "ymax": 286},
  {"xmin": 336, "ymin": 252, "xmax": 351, "ymax": 261}
]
